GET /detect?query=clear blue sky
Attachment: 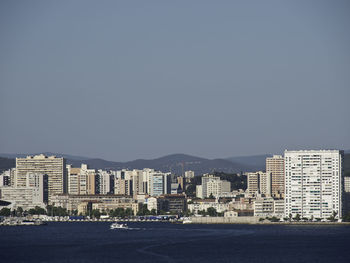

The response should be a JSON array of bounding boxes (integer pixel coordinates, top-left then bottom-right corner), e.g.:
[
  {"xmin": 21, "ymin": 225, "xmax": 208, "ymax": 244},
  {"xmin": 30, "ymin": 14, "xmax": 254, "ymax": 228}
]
[{"xmin": 1, "ymin": 0, "xmax": 349, "ymax": 161}]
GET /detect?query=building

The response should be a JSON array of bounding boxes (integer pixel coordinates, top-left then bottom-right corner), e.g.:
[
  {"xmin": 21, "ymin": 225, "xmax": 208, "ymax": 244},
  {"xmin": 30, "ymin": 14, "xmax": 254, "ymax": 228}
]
[
  {"xmin": 344, "ymin": 177, "xmax": 350, "ymax": 193},
  {"xmin": 98, "ymin": 170, "xmax": 112, "ymax": 194},
  {"xmin": 150, "ymin": 194, "xmax": 187, "ymax": 214},
  {"xmin": 184, "ymin": 171, "xmax": 194, "ymax": 183},
  {"xmin": 254, "ymin": 197, "xmax": 284, "ymax": 218},
  {"xmin": 284, "ymin": 150, "xmax": 343, "ymax": 220},
  {"xmin": 185, "ymin": 171, "xmax": 194, "ymax": 179},
  {"xmin": 67, "ymin": 166, "xmax": 80, "ymax": 195},
  {"xmin": 67, "ymin": 164, "xmax": 96, "ymax": 195},
  {"xmin": 246, "ymin": 172, "xmax": 260, "ymax": 195},
  {"xmin": 0, "ymin": 170, "xmax": 10, "ymax": 187},
  {"xmin": 246, "ymin": 171, "xmax": 271, "ymax": 196},
  {"xmin": 266, "ymin": 155, "xmax": 284, "ymax": 198},
  {"xmin": 114, "ymin": 178, "xmax": 132, "ymax": 196},
  {"xmin": 259, "ymin": 172, "xmax": 271, "ymax": 196},
  {"xmin": 177, "ymin": 176, "xmax": 186, "ymax": 192},
  {"xmin": 200, "ymin": 174, "xmax": 231, "ymax": 198},
  {"xmin": 16, "ymin": 154, "xmax": 66, "ymax": 201},
  {"xmin": 49, "ymin": 194, "xmax": 138, "ymax": 215},
  {"xmin": 188, "ymin": 199, "xmax": 230, "ymax": 214},
  {"xmin": 196, "ymin": 185, "xmax": 203, "ymax": 199},
  {"xmin": 0, "ymin": 173, "xmax": 48, "ymax": 210},
  {"xmin": 207, "ymin": 179, "xmax": 230, "ymax": 198},
  {"xmin": 148, "ymin": 172, "xmax": 170, "ymax": 196}
]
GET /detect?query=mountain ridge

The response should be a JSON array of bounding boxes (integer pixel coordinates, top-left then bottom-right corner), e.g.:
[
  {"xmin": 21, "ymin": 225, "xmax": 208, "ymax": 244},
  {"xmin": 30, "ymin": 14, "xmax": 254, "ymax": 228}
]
[{"xmin": 1, "ymin": 151, "xmax": 349, "ymax": 175}]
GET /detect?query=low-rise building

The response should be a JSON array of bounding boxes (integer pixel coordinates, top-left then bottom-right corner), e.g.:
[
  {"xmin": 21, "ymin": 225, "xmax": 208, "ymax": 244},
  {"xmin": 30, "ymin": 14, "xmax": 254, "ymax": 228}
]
[
  {"xmin": 188, "ymin": 199, "xmax": 230, "ymax": 214},
  {"xmin": 0, "ymin": 173, "xmax": 48, "ymax": 210},
  {"xmin": 146, "ymin": 194, "xmax": 186, "ymax": 214},
  {"xmin": 49, "ymin": 194, "xmax": 137, "ymax": 214},
  {"xmin": 254, "ymin": 197, "xmax": 284, "ymax": 218}
]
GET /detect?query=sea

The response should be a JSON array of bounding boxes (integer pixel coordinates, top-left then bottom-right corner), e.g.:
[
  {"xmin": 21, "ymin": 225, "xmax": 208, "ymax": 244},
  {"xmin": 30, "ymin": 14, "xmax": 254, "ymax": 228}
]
[{"xmin": 1, "ymin": 222, "xmax": 350, "ymax": 263}]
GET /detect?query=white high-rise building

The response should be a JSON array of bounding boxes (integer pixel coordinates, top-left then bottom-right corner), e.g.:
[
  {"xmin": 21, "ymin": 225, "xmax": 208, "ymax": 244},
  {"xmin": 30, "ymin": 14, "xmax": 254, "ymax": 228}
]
[
  {"xmin": 98, "ymin": 170, "xmax": 111, "ymax": 194},
  {"xmin": 284, "ymin": 150, "xmax": 344, "ymax": 220}
]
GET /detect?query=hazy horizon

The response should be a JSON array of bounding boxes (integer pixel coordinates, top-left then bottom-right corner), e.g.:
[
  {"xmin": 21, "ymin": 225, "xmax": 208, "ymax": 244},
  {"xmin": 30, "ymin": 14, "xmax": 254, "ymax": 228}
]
[{"xmin": 1, "ymin": 0, "xmax": 349, "ymax": 161}]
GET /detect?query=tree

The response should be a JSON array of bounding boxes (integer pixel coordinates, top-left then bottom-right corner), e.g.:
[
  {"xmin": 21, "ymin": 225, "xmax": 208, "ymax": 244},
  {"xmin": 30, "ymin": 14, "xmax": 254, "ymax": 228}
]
[
  {"xmin": 46, "ymin": 205, "xmax": 68, "ymax": 216},
  {"xmin": 206, "ymin": 207, "xmax": 217, "ymax": 217},
  {"xmin": 0, "ymin": 208, "xmax": 11, "ymax": 216},
  {"xmin": 150, "ymin": 209, "xmax": 157, "ymax": 215},
  {"xmin": 208, "ymin": 193, "xmax": 215, "ymax": 199},
  {"xmin": 16, "ymin": 207, "xmax": 23, "ymax": 217},
  {"xmin": 212, "ymin": 172, "xmax": 247, "ymax": 191},
  {"xmin": 137, "ymin": 204, "xmax": 150, "ymax": 216},
  {"xmin": 28, "ymin": 206, "xmax": 46, "ymax": 215},
  {"xmin": 327, "ymin": 211, "xmax": 338, "ymax": 222},
  {"xmin": 125, "ymin": 208, "xmax": 134, "ymax": 217},
  {"xmin": 294, "ymin": 214, "xmax": 301, "ymax": 222},
  {"xmin": 342, "ymin": 212, "xmax": 350, "ymax": 222},
  {"xmin": 91, "ymin": 209, "xmax": 101, "ymax": 219},
  {"xmin": 269, "ymin": 216, "xmax": 280, "ymax": 222}
]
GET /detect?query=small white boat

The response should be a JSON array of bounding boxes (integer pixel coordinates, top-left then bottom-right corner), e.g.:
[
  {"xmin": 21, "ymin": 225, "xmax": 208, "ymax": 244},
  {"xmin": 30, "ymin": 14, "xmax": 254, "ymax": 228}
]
[
  {"xmin": 182, "ymin": 218, "xmax": 192, "ymax": 224},
  {"xmin": 110, "ymin": 222, "xmax": 128, "ymax": 230}
]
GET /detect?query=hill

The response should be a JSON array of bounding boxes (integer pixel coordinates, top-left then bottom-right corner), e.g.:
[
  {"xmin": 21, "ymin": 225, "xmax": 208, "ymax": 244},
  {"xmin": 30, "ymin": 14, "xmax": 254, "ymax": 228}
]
[
  {"xmin": 226, "ymin": 154, "xmax": 272, "ymax": 171},
  {"xmin": 1, "ymin": 152, "xmax": 349, "ymax": 176},
  {"xmin": 67, "ymin": 154, "xmax": 251, "ymax": 175}
]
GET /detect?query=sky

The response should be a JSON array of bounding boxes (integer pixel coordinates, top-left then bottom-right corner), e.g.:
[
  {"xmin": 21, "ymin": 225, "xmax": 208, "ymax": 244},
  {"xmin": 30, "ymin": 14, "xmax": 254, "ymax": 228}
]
[{"xmin": 0, "ymin": 0, "xmax": 349, "ymax": 161}]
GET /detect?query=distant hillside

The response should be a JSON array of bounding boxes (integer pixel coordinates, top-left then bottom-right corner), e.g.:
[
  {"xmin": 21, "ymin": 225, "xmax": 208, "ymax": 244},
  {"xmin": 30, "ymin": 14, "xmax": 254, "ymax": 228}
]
[
  {"xmin": 1, "ymin": 152, "xmax": 349, "ymax": 176},
  {"xmin": 67, "ymin": 154, "xmax": 252, "ymax": 175},
  {"xmin": 0, "ymin": 157, "xmax": 15, "ymax": 172},
  {"xmin": 226, "ymin": 154, "xmax": 272, "ymax": 171}
]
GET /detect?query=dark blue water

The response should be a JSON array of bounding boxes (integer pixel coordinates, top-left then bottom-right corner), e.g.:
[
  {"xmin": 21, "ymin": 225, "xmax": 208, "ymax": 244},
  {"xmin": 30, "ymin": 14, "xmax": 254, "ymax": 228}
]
[{"xmin": 1, "ymin": 222, "xmax": 350, "ymax": 263}]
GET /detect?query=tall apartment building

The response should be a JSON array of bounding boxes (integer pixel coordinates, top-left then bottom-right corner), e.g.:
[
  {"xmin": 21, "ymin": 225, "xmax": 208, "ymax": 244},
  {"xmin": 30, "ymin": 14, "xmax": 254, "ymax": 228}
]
[
  {"xmin": 247, "ymin": 171, "xmax": 271, "ymax": 196},
  {"xmin": 114, "ymin": 178, "xmax": 132, "ymax": 195},
  {"xmin": 259, "ymin": 172, "xmax": 271, "ymax": 196},
  {"xmin": 98, "ymin": 170, "xmax": 112, "ymax": 194},
  {"xmin": 266, "ymin": 155, "xmax": 284, "ymax": 198},
  {"xmin": 284, "ymin": 150, "xmax": 344, "ymax": 220},
  {"xmin": 67, "ymin": 164, "xmax": 96, "ymax": 195},
  {"xmin": 16, "ymin": 154, "xmax": 66, "ymax": 201},
  {"xmin": 247, "ymin": 172, "xmax": 259, "ymax": 195},
  {"xmin": 148, "ymin": 172, "xmax": 170, "ymax": 196}
]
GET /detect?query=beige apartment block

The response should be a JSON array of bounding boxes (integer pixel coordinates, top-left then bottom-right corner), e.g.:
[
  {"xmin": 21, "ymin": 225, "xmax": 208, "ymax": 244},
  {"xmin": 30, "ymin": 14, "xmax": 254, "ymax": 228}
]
[
  {"xmin": 16, "ymin": 154, "xmax": 66, "ymax": 201},
  {"xmin": 266, "ymin": 155, "xmax": 284, "ymax": 198}
]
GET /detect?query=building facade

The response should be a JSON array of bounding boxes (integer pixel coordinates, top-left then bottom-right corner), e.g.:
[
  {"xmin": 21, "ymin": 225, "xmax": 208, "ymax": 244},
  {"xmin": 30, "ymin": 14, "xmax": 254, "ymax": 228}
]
[
  {"xmin": 266, "ymin": 155, "xmax": 284, "ymax": 198},
  {"xmin": 16, "ymin": 154, "xmax": 66, "ymax": 201},
  {"xmin": 284, "ymin": 150, "xmax": 343, "ymax": 220}
]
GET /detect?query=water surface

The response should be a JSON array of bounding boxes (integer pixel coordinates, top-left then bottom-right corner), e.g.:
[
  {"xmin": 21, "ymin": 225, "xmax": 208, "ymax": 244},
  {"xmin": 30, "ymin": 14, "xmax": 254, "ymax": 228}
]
[{"xmin": 1, "ymin": 222, "xmax": 349, "ymax": 262}]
